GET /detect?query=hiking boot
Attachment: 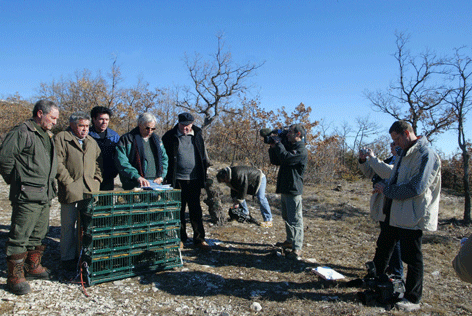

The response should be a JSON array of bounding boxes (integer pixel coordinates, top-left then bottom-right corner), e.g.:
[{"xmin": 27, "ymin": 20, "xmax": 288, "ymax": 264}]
[
  {"xmin": 275, "ymin": 240, "xmax": 292, "ymax": 249},
  {"xmin": 395, "ymin": 298, "xmax": 420, "ymax": 312},
  {"xmin": 195, "ymin": 241, "xmax": 212, "ymax": 251},
  {"xmin": 6, "ymin": 252, "xmax": 31, "ymax": 295},
  {"xmin": 25, "ymin": 245, "xmax": 50, "ymax": 280},
  {"xmin": 260, "ymin": 221, "xmax": 273, "ymax": 228}
]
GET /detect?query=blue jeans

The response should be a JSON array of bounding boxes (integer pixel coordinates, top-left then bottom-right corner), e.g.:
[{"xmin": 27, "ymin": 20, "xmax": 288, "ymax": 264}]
[{"xmin": 239, "ymin": 175, "xmax": 272, "ymax": 222}]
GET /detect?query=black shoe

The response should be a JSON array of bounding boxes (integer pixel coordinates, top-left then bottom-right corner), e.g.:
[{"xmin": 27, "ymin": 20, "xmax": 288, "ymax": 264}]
[
  {"xmin": 286, "ymin": 250, "xmax": 302, "ymax": 261},
  {"xmin": 275, "ymin": 241, "xmax": 292, "ymax": 249},
  {"xmin": 195, "ymin": 241, "xmax": 212, "ymax": 251}
]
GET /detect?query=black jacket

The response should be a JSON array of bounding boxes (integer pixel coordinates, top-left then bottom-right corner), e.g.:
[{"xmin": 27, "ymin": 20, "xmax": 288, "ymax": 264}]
[
  {"xmin": 269, "ymin": 140, "xmax": 308, "ymax": 195},
  {"xmin": 162, "ymin": 124, "xmax": 208, "ymax": 189},
  {"xmin": 225, "ymin": 166, "xmax": 263, "ymax": 202}
]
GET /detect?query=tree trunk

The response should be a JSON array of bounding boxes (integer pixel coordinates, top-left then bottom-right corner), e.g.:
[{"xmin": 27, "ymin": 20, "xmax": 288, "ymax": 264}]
[
  {"xmin": 463, "ymin": 151, "xmax": 471, "ymax": 224},
  {"xmin": 203, "ymin": 179, "xmax": 226, "ymax": 226}
]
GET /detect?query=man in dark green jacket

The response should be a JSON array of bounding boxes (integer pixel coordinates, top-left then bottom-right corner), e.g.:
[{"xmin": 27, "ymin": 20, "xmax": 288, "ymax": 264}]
[
  {"xmin": 0, "ymin": 100, "xmax": 59, "ymax": 295},
  {"xmin": 115, "ymin": 113, "xmax": 168, "ymax": 190},
  {"xmin": 269, "ymin": 124, "xmax": 308, "ymax": 260}
]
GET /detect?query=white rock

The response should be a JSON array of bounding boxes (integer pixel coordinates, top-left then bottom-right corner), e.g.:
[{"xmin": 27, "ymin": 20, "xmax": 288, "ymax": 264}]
[{"xmin": 250, "ymin": 302, "xmax": 262, "ymax": 311}]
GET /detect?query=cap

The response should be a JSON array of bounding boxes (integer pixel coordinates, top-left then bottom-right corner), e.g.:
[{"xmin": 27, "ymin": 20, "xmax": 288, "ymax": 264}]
[{"xmin": 178, "ymin": 112, "xmax": 194, "ymax": 125}]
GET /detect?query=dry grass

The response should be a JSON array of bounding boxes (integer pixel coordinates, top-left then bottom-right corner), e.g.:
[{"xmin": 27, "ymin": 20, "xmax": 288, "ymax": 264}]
[{"xmin": 0, "ymin": 173, "xmax": 471, "ymax": 315}]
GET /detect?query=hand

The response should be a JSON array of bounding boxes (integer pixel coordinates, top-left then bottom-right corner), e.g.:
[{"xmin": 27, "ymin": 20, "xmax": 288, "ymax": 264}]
[
  {"xmin": 137, "ymin": 177, "xmax": 150, "ymax": 187},
  {"xmin": 153, "ymin": 177, "xmax": 163, "ymax": 184},
  {"xmin": 232, "ymin": 203, "xmax": 240, "ymax": 209},
  {"xmin": 366, "ymin": 148, "xmax": 375, "ymax": 158},
  {"xmin": 373, "ymin": 182, "xmax": 386, "ymax": 194},
  {"xmin": 359, "ymin": 148, "xmax": 375, "ymax": 160}
]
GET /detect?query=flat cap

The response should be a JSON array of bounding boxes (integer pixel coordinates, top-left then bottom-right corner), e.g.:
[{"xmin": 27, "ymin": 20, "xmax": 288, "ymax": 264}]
[{"xmin": 178, "ymin": 112, "xmax": 194, "ymax": 125}]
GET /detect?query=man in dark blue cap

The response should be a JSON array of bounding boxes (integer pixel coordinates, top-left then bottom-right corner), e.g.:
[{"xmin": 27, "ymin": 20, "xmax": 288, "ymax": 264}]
[{"xmin": 162, "ymin": 112, "xmax": 211, "ymax": 251}]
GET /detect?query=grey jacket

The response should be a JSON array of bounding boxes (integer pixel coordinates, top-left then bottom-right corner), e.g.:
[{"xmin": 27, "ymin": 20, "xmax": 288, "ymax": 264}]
[{"xmin": 383, "ymin": 137, "xmax": 441, "ymax": 231}]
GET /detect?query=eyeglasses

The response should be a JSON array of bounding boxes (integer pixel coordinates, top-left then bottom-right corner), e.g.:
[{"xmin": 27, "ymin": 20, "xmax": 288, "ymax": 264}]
[{"xmin": 145, "ymin": 127, "xmax": 156, "ymax": 131}]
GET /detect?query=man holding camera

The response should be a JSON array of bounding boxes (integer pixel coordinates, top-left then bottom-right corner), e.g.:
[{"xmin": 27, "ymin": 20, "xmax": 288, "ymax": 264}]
[
  {"xmin": 358, "ymin": 143, "xmax": 403, "ymax": 278},
  {"xmin": 268, "ymin": 124, "xmax": 308, "ymax": 260},
  {"xmin": 372, "ymin": 120, "xmax": 441, "ymax": 311}
]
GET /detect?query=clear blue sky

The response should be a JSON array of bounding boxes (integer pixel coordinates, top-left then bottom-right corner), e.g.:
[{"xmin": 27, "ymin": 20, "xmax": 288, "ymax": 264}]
[{"xmin": 1, "ymin": 0, "xmax": 471, "ymax": 156}]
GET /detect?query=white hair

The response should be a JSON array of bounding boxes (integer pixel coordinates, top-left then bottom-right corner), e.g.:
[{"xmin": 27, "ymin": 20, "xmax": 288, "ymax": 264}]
[{"xmin": 137, "ymin": 112, "xmax": 156, "ymax": 126}]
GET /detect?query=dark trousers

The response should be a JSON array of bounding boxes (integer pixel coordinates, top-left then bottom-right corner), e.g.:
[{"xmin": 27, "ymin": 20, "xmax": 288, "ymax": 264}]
[
  {"xmin": 100, "ymin": 177, "xmax": 115, "ymax": 191},
  {"xmin": 177, "ymin": 179, "xmax": 205, "ymax": 245},
  {"xmin": 379, "ymin": 220, "xmax": 403, "ymax": 277},
  {"xmin": 373, "ymin": 223, "xmax": 423, "ymax": 303}
]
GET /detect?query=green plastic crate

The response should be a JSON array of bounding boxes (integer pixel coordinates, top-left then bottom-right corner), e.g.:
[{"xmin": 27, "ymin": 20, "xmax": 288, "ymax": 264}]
[
  {"xmin": 82, "ymin": 223, "xmax": 180, "ymax": 255},
  {"xmin": 81, "ymin": 244, "xmax": 182, "ymax": 286},
  {"xmin": 81, "ymin": 206, "xmax": 180, "ymax": 234},
  {"xmin": 83, "ymin": 190, "xmax": 181, "ymax": 214},
  {"xmin": 78, "ymin": 189, "xmax": 183, "ymax": 286}
]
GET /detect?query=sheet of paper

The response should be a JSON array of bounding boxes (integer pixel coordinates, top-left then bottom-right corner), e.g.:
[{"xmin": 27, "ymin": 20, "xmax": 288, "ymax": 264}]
[{"xmin": 313, "ymin": 266, "xmax": 345, "ymax": 280}]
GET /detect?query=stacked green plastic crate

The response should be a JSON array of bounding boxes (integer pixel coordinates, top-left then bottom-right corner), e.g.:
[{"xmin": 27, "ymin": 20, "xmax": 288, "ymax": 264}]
[{"xmin": 80, "ymin": 189, "xmax": 182, "ymax": 286}]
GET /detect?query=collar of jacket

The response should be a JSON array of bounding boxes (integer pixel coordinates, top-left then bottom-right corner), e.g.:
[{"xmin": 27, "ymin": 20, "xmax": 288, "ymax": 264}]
[
  {"xmin": 171, "ymin": 123, "xmax": 202, "ymax": 137},
  {"xmin": 402, "ymin": 136, "xmax": 427, "ymax": 157},
  {"xmin": 62, "ymin": 128, "xmax": 92, "ymax": 149},
  {"xmin": 89, "ymin": 125, "xmax": 109, "ymax": 138},
  {"xmin": 25, "ymin": 119, "xmax": 54, "ymax": 138},
  {"xmin": 225, "ymin": 166, "xmax": 232, "ymax": 180}
]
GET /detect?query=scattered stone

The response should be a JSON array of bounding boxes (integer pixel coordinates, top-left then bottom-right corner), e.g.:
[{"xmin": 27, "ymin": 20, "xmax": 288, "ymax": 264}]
[{"xmin": 250, "ymin": 301, "xmax": 262, "ymax": 312}]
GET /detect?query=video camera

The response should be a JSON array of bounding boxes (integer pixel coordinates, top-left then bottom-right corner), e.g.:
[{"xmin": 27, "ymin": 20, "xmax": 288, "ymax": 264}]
[{"xmin": 259, "ymin": 127, "xmax": 290, "ymax": 146}]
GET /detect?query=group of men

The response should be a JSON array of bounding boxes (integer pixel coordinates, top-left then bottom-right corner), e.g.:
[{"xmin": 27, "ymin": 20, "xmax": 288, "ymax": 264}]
[
  {"xmin": 0, "ymin": 100, "xmax": 211, "ymax": 295},
  {"xmin": 0, "ymin": 99, "xmax": 468, "ymax": 312}
]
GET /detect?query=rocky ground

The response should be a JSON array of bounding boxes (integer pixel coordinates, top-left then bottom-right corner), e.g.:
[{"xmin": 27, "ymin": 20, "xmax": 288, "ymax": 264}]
[{"xmin": 0, "ymin": 167, "xmax": 471, "ymax": 315}]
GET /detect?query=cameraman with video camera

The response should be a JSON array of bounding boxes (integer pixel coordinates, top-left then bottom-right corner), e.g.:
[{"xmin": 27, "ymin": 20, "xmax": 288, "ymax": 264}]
[{"xmin": 268, "ymin": 124, "xmax": 308, "ymax": 261}]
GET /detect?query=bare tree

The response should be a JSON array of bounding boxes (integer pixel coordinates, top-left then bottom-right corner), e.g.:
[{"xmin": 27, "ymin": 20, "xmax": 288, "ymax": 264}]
[
  {"xmin": 177, "ymin": 35, "xmax": 265, "ymax": 129},
  {"xmin": 445, "ymin": 47, "xmax": 472, "ymax": 224},
  {"xmin": 352, "ymin": 115, "xmax": 381, "ymax": 150},
  {"xmin": 37, "ymin": 69, "xmax": 110, "ymax": 129},
  {"xmin": 365, "ymin": 32, "xmax": 455, "ymax": 141}
]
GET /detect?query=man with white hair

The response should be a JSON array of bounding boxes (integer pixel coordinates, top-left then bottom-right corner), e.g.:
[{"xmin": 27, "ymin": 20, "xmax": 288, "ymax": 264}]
[{"xmin": 115, "ymin": 112, "xmax": 168, "ymax": 190}]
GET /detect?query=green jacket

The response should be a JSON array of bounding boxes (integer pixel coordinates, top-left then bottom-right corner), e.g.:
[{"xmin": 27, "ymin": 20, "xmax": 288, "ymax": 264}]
[
  {"xmin": 115, "ymin": 127, "xmax": 168, "ymax": 190},
  {"xmin": 55, "ymin": 129, "xmax": 103, "ymax": 204},
  {"xmin": 0, "ymin": 119, "xmax": 58, "ymax": 204}
]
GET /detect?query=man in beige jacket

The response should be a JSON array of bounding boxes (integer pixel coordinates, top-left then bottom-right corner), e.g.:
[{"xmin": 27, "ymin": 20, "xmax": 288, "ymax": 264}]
[{"xmin": 55, "ymin": 111, "xmax": 102, "ymax": 271}]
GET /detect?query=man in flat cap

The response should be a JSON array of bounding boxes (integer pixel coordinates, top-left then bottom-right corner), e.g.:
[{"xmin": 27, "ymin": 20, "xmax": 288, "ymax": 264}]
[{"xmin": 162, "ymin": 112, "xmax": 211, "ymax": 251}]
